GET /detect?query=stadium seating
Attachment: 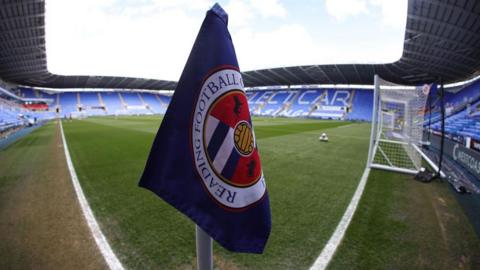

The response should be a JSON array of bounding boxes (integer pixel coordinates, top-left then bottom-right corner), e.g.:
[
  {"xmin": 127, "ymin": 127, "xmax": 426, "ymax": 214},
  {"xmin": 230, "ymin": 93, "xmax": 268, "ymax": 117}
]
[
  {"xmin": 287, "ymin": 90, "xmax": 320, "ymax": 117},
  {"xmin": 100, "ymin": 92, "xmax": 123, "ymax": 115},
  {"xmin": 4, "ymin": 81, "xmax": 480, "ymax": 145},
  {"xmin": 141, "ymin": 93, "xmax": 167, "ymax": 114},
  {"xmin": 121, "ymin": 92, "xmax": 143, "ymax": 106},
  {"xmin": 0, "ymin": 95, "xmax": 55, "ymax": 132},
  {"xmin": 59, "ymin": 92, "xmax": 79, "ymax": 116},
  {"xmin": 430, "ymin": 80, "xmax": 480, "ymax": 142},
  {"xmin": 119, "ymin": 92, "xmax": 151, "ymax": 115},
  {"xmin": 346, "ymin": 90, "xmax": 373, "ymax": 121},
  {"xmin": 52, "ymin": 90, "xmax": 172, "ymax": 117},
  {"xmin": 79, "ymin": 92, "xmax": 100, "ymax": 106},
  {"xmin": 158, "ymin": 95, "xmax": 172, "ymax": 105},
  {"xmin": 0, "ymin": 101, "xmax": 23, "ymax": 131},
  {"xmin": 246, "ymin": 88, "xmax": 372, "ymax": 120},
  {"xmin": 79, "ymin": 92, "xmax": 106, "ymax": 116},
  {"xmin": 17, "ymin": 87, "xmax": 42, "ymax": 99}
]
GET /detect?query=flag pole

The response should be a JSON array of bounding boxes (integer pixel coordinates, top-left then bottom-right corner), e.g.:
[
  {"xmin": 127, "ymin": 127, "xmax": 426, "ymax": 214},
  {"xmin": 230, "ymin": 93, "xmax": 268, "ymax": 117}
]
[{"xmin": 196, "ymin": 225, "xmax": 213, "ymax": 270}]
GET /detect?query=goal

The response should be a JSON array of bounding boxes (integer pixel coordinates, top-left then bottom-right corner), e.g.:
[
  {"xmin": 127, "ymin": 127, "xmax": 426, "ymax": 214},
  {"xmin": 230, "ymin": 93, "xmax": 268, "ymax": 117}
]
[{"xmin": 367, "ymin": 75, "xmax": 430, "ymax": 174}]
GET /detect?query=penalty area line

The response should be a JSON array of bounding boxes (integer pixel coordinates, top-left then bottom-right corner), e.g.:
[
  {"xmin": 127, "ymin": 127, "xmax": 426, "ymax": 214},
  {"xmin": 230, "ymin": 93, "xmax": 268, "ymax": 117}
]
[
  {"xmin": 59, "ymin": 121, "xmax": 124, "ymax": 270},
  {"xmin": 310, "ymin": 167, "xmax": 371, "ymax": 270}
]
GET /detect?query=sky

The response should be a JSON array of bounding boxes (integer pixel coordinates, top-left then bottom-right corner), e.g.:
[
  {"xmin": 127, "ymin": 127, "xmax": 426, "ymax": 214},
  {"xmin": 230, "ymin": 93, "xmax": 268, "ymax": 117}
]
[{"xmin": 45, "ymin": 0, "xmax": 408, "ymax": 82}]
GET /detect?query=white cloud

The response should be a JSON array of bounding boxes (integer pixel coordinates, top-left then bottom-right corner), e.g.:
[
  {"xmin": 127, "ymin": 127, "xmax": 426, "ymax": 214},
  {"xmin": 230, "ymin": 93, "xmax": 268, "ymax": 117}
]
[
  {"xmin": 45, "ymin": 0, "xmax": 405, "ymax": 84},
  {"xmin": 226, "ymin": 0, "xmax": 255, "ymax": 27},
  {"xmin": 368, "ymin": 0, "xmax": 408, "ymax": 29},
  {"xmin": 152, "ymin": 0, "xmax": 212, "ymax": 12},
  {"xmin": 46, "ymin": 0, "xmax": 292, "ymax": 81},
  {"xmin": 233, "ymin": 24, "xmax": 321, "ymax": 69},
  {"xmin": 226, "ymin": 0, "xmax": 286, "ymax": 27},
  {"xmin": 325, "ymin": 0, "xmax": 407, "ymax": 29},
  {"xmin": 46, "ymin": 0, "xmax": 213, "ymax": 81},
  {"xmin": 325, "ymin": 0, "xmax": 368, "ymax": 21},
  {"xmin": 249, "ymin": 0, "xmax": 287, "ymax": 18}
]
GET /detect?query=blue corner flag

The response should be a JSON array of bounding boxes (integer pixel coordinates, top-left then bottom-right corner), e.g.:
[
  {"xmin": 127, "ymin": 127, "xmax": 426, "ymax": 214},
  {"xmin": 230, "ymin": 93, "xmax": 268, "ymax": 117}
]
[{"xmin": 139, "ymin": 3, "xmax": 271, "ymax": 253}]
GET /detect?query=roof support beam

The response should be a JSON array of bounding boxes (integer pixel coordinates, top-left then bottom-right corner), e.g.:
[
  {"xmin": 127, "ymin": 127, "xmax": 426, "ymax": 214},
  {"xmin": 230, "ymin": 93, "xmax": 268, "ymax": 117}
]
[
  {"xmin": 400, "ymin": 58, "xmax": 462, "ymax": 79},
  {"xmin": 418, "ymin": 0, "xmax": 480, "ymax": 23},
  {"xmin": 0, "ymin": 47, "xmax": 44, "ymax": 57},
  {"xmin": 281, "ymin": 67, "xmax": 307, "ymax": 84},
  {"xmin": 0, "ymin": 24, "xmax": 44, "ymax": 34},
  {"xmin": 0, "ymin": 16, "xmax": 45, "ymax": 32},
  {"xmin": 0, "ymin": 61, "xmax": 46, "ymax": 71},
  {"xmin": 264, "ymin": 69, "xmax": 293, "ymax": 85},
  {"xmin": 0, "ymin": 53, "xmax": 45, "ymax": 61},
  {"xmin": 5, "ymin": 70, "xmax": 46, "ymax": 80},
  {"xmin": 381, "ymin": 64, "xmax": 399, "ymax": 80},
  {"xmin": 407, "ymin": 14, "xmax": 480, "ymax": 42},
  {"xmin": 0, "ymin": 13, "xmax": 44, "ymax": 22},
  {"xmin": 402, "ymin": 51, "xmax": 473, "ymax": 73},
  {"xmin": 297, "ymin": 66, "xmax": 319, "ymax": 83},
  {"xmin": 404, "ymin": 43, "xmax": 478, "ymax": 65},
  {"xmin": 158, "ymin": 81, "xmax": 176, "ymax": 90},
  {"xmin": 334, "ymin": 65, "xmax": 349, "ymax": 84},
  {"xmin": 0, "ymin": 35, "xmax": 44, "ymax": 43},
  {"xmin": 351, "ymin": 65, "xmax": 363, "ymax": 83},
  {"xmin": 0, "ymin": 43, "xmax": 44, "ymax": 50},
  {"xmin": 314, "ymin": 65, "xmax": 334, "ymax": 84},
  {"xmin": 405, "ymin": 29, "xmax": 478, "ymax": 50},
  {"xmin": 252, "ymin": 70, "xmax": 282, "ymax": 86},
  {"xmin": 241, "ymin": 72, "xmax": 267, "ymax": 86},
  {"xmin": 0, "ymin": 0, "xmax": 45, "ymax": 8}
]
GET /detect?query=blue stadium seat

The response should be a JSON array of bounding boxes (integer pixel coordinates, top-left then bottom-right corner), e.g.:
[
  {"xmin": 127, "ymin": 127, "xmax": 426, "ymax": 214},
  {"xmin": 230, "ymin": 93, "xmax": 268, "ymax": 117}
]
[{"xmin": 59, "ymin": 92, "xmax": 79, "ymax": 115}]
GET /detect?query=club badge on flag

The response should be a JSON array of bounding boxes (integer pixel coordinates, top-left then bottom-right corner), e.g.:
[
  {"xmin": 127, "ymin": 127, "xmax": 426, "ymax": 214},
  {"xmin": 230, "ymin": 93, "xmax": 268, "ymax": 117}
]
[{"xmin": 139, "ymin": 3, "xmax": 271, "ymax": 253}]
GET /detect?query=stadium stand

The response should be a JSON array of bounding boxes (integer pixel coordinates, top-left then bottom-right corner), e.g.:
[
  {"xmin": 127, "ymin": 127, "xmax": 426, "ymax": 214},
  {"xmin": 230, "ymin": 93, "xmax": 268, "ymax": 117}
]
[
  {"xmin": 5, "ymin": 83, "xmax": 480, "ymax": 147},
  {"xmin": 246, "ymin": 88, "xmax": 373, "ymax": 120},
  {"xmin": 15, "ymin": 88, "xmax": 174, "ymax": 118},
  {"xmin": 121, "ymin": 92, "xmax": 143, "ymax": 106},
  {"xmin": 59, "ymin": 92, "xmax": 79, "ymax": 116},
  {"xmin": 16, "ymin": 87, "xmax": 40, "ymax": 99},
  {"xmin": 0, "ymin": 98, "xmax": 24, "ymax": 132},
  {"xmin": 141, "ymin": 92, "xmax": 167, "ymax": 114},
  {"xmin": 79, "ymin": 92, "xmax": 106, "ymax": 116},
  {"xmin": 119, "ymin": 92, "xmax": 151, "ymax": 115},
  {"xmin": 346, "ymin": 90, "xmax": 373, "ymax": 121},
  {"xmin": 101, "ymin": 92, "xmax": 123, "ymax": 115},
  {"xmin": 79, "ymin": 92, "xmax": 100, "ymax": 106},
  {"xmin": 430, "ymin": 80, "xmax": 480, "ymax": 143},
  {"xmin": 158, "ymin": 95, "xmax": 172, "ymax": 105},
  {"xmin": 0, "ymin": 87, "xmax": 56, "ymax": 136}
]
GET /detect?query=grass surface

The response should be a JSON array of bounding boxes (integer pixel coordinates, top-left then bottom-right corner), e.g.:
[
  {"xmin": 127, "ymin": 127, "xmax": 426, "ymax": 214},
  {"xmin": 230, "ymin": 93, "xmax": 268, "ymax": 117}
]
[
  {"xmin": 4, "ymin": 116, "xmax": 477, "ymax": 269},
  {"xmin": 62, "ymin": 116, "xmax": 368, "ymax": 269},
  {"xmin": 373, "ymin": 141, "xmax": 417, "ymax": 170},
  {"xmin": 0, "ymin": 122, "xmax": 106, "ymax": 269},
  {"xmin": 329, "ymin": 169, "xmax": 480, "ymax": 269}
]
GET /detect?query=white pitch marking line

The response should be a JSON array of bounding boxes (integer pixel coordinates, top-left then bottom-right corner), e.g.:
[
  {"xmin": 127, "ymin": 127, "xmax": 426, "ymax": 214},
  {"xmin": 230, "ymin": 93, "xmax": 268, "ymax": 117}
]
[
  {"xmin": 335, "ymin": 123, "xmax": 354, "ymax": 129},
  {"xmin": 310, "ymin": 167, "xmax": 371, "ymax": 270},
  {"xmin": 60, "ymin": 121, "xmax": 124, "ymax": 270}
]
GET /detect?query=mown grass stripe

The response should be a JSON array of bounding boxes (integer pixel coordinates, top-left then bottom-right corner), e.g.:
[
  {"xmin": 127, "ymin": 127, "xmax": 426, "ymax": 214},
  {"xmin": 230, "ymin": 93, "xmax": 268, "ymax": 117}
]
[
  {"xmin": 310, "ymin": 168, "xmax": 371, "ymax": 270},
  {"xmin": 63, "ymin": 116, "xmax": 370, "ymax": 269},
  {"xmin": 60, "ymin": 121, "xmax": 124, "ymax": 270}
]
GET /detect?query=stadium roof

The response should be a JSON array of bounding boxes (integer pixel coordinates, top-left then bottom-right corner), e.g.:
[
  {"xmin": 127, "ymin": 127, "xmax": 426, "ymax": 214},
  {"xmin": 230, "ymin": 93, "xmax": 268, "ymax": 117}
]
[{"xmin": 1, "ymin": 0, "xmax": 480, "ymax": 90}]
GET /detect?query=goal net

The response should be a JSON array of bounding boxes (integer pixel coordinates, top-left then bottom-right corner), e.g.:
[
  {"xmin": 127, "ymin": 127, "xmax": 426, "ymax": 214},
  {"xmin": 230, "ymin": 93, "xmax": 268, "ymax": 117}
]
[{"xmin": 367, "ymin": 75, "xmax": 430, "ymax": 174}]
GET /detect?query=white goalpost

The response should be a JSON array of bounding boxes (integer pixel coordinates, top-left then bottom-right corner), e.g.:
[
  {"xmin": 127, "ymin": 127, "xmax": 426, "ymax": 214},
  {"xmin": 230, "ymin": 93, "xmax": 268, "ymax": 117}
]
[
  {"xmin": 367, "ymin": 75, "xmax": 431, "ymax": 175},
  {"xmin": 380, "ymin": 110, "xmax": 395, "ymax": 131}
]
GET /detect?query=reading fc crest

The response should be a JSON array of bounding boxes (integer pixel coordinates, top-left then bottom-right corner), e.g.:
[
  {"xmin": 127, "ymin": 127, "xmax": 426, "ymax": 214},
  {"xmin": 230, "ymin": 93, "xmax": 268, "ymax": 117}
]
[{"xmin": 191, "ymin": 68, "xmax": 266, "ymax": 209}]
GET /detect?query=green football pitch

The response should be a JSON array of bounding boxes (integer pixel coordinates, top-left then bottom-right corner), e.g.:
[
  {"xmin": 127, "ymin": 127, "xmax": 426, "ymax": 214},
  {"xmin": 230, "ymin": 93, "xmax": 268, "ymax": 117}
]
[
  {"xmin": 1, "ymin": 116, "xmax": 478, "ymax": 269},
  {"xmin": 62, "ymin": 116, "xmax": 367, "ymax": 269}
]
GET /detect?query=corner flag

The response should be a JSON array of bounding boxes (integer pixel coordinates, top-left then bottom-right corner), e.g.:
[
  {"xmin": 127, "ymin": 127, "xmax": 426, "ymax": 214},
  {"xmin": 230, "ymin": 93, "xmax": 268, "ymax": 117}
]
[{"xmin": 139, "ymin": 3, "xmax": 271, "ymax": 253}]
